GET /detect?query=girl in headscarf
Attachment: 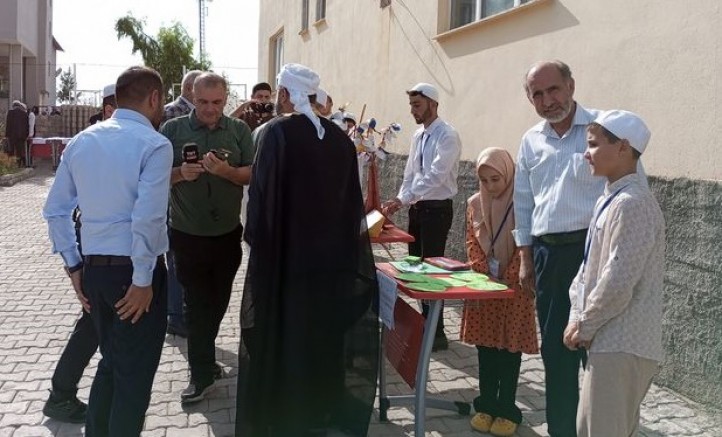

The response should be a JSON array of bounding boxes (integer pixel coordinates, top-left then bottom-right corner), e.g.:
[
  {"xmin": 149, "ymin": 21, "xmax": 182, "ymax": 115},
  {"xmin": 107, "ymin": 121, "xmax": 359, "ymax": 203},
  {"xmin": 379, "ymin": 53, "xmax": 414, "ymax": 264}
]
[{"xmin": 461, "ymin": 147, "xmax": 539, "ymax": 436}]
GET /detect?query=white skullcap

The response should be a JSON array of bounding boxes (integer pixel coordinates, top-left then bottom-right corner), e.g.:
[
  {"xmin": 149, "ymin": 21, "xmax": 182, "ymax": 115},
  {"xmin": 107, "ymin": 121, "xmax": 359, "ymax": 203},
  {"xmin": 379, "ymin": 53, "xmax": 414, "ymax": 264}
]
[
  {"xmin": 103, "ymin": 84, "xmax": 116, "ymax": 99},
  {"xmin": 593, "ymin": 110, "xmax": 651, "ymax": 154},
  {"xmin": 277, "ymin": 63, "xmax": 325, "ymax": 139},
  {"xmin": 407, "ymin": 82, "xmax": 440, "ymax": 102}
]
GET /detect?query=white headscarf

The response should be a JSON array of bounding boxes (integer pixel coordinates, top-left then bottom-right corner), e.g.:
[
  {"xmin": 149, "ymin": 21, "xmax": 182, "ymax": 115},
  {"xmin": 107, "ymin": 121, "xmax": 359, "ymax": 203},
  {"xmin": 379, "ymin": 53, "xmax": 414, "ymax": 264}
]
[{"xmin": 277, "ymin": 63, "xmax": 325, "ymax": 139}]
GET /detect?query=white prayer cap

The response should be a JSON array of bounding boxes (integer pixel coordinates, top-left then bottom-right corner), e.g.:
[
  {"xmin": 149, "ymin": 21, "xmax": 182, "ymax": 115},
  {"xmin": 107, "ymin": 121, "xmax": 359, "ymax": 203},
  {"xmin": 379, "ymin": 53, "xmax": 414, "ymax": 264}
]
[
  {"xmin": 277, "ymin": 63, "xmax": 325, "ymax": 139},
  {"xmin": 593, "ymin": 110, "xmax": 651, "ymax": 154},
  {"xmin": 316, "ymin": 88, "xmax": 328, "ymax": 107},
  {"xmin": 102, "ymin": 84, "xmax": 116, "ymax": 99},
  {"xmin": 342, "ymin": 112, "xmax": 357, "ymax": 123},
  {"xmin": 407, "ymin": 82, "xmax": 439, "ymax": 102},
  {"xmin": 12, "ymin": 100, "xmax": 24, "ymax": 109}
]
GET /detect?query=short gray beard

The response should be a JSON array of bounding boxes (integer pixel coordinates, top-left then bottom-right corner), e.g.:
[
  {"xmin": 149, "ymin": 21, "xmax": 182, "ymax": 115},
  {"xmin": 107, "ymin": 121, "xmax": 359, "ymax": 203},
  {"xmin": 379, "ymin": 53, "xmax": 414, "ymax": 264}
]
[{"xmin": 543, "ymin": 102, "xmax": 573, "ymax": 124}]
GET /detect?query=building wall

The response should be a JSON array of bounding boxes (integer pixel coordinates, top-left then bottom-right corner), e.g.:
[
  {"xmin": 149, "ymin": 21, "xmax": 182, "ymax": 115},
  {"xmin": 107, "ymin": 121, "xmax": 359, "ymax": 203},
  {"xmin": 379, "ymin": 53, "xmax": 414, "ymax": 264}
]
[
  {"xmin": 16, "ymin": 0, "xmax": 40, "ymax": 57},
  {"xmin": 259, "ymin": 0, "xmax": 721, "ymax": 181},
  {"xmin": 0, "ymin": 1, "xmax": 20, "ymax": 42},
  {"xmin": 0, "ymin": 0, "xmax": 56, "ymax": 107},
  {"xmin": 259, "ymin": 0, "xmax": 722, "ymax": 407}
]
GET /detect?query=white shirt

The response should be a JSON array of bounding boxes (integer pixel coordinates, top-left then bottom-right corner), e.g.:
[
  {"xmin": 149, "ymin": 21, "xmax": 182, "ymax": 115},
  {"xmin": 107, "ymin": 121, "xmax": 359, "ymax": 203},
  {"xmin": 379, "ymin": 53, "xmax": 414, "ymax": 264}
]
[
  {"xmin": 28, "ymin": 111, "xmax": 36, "ymax": 137},
  {"xmin": 397, "ymin": 117, "xmax": 461, "ymax": 205},
  {"xmin": 568, "ymin": 173, "xmax": 665, "ymax": 362}
]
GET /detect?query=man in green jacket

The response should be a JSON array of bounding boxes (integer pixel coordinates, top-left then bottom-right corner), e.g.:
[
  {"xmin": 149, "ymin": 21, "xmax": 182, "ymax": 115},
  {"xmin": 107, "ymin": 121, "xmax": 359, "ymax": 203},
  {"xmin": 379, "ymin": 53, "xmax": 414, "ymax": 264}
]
[{"xmin": 161, "ymin": 72, "xmax": 254, "ymax": 404}]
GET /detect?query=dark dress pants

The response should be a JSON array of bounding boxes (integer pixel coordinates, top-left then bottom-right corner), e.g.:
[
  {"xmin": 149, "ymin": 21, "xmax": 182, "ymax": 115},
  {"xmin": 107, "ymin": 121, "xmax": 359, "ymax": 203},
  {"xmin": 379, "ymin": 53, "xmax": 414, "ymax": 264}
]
[
  {"xmin": 84, "ymin": 259, "xmax": 168, "ymax": 437},
  {"xmin": 533, "ymin": 238, "xmax": 586, "ymax": 437},
  {"xmin": 474, "ymin": 346, "xmax": 523, "ymax": 424},
  {"xmin": 50, "ymin": 212, "xmax": 98, "ymax": 401},
  {"xmin": 408, "ymin": 200, "xmax": 452, "ymax": 333},
  {"xmin": 171, "ymin": 225, "xmax": 243, "ymax": 386},
  {"xmin": 166, "ymin": 244, "xmax": 185, "ymax": 327},
  {"xmin": 51, "ymin": 310, "xmax": 98, "ymax": 400}
]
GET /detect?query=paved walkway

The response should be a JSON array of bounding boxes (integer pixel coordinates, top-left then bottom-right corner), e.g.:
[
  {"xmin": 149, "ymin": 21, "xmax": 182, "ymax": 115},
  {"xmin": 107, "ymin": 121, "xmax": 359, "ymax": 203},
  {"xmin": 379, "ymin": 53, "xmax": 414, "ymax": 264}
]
[{"xmin": 0, "ymin": 162, "xmax": 720, "ymax": 436}]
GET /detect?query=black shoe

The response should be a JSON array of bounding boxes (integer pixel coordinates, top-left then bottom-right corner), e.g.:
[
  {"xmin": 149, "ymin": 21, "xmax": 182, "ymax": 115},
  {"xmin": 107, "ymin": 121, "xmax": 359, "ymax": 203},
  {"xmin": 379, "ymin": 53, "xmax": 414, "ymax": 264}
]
[
  {"xmin": 180, "ymin": 380, "xmax": 215, "ymax": 404},
  {"xmin": 213, "ymin": 362, "xmax": 225, "ymax": 380},
  {"xmin": 431, "ymin": 332, "xmax": 449, "ymax": 352},
  {"xmin": 167, "ymin": 322, "xmax": 188, "ymax": 338},
  {"xmin": 43, "ymin": 391, "xmax": 87, "ymax": 423}
]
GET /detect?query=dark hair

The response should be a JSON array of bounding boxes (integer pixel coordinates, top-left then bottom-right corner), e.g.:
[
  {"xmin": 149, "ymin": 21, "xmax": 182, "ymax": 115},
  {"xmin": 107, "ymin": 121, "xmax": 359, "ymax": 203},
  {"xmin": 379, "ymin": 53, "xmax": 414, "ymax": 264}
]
[
  {"xmin": 115, "ymin": 66, "xmax": 163, "ymax": 107},
  {"xmin": 102, "ymin": 95, "xmax": 117, "ymax": 109},
  {"xmin": 252, "ymin": 82, "xmax": 272, "ymax": 95},
  {"xmin": 587, "ymin": 122, "xmax": 641, "ymax": 159}
]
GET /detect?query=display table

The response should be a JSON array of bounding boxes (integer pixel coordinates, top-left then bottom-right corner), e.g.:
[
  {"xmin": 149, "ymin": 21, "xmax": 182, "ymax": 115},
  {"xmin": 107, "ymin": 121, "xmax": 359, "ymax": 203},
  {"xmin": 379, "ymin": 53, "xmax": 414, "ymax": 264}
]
[
  {"xmin": 375, "ymin": 262, "xmax": 515, "ymax": 435},
  {"xmin": 27, "ymin": 137, "xmax": 71, "ymax": 169}
]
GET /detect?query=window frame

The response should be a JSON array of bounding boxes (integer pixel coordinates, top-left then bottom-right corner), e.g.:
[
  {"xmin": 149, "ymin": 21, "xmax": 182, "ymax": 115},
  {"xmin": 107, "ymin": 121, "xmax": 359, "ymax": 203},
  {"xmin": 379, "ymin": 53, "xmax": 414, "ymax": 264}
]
[
  {"xmin": 315, "ymin": 0, "xmax": 327, "ymax": 22},
  {"xmin": 449, "ymin": 0, "xmax": 529, "ymax": 30},
  {"xmin": 270, "ymin": 31, "xmax": 284, "ymax": 83},
  {"xmin": 301, "ymin": 0, "xmax": 310, "ymax": 33}
]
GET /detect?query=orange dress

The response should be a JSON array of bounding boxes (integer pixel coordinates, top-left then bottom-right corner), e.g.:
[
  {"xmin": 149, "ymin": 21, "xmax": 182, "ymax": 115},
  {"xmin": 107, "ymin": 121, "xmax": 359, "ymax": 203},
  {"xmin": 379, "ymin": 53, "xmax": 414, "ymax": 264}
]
[{"xmin": 459, "ymin": 207, "xmax": 539, "ymax": 354}]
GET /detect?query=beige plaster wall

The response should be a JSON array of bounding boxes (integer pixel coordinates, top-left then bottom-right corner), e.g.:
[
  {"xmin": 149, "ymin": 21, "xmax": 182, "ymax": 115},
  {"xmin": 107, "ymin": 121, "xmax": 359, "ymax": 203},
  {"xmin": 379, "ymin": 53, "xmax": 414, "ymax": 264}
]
[{"xmin": 259, "ymin": 0, "xmax": 721, "ymax": 180}]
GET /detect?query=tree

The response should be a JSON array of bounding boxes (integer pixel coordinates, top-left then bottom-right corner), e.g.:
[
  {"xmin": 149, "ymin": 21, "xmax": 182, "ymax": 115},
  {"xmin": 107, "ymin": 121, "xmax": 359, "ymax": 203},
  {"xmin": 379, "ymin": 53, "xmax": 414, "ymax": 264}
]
[
  {"xmin": 57, "ymin": 68, "xmax": 77, "ymax": 104},
  {"xmin": 115, "ymin": 15, "xmax": 210, "ymax": 102}
]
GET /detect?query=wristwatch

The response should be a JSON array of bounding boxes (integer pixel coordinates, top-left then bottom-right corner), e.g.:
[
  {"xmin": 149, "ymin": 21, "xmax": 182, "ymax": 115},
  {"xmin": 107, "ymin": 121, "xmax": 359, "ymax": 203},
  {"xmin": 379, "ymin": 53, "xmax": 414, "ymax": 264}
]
[{"xmin": 64, "ymin": 262, "xmax": 83, "ymax": 277}]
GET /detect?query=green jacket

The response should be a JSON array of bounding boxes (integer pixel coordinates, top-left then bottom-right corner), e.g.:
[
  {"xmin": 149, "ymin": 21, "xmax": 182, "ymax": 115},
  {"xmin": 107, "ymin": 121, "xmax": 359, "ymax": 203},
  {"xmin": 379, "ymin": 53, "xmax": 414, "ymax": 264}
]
[{"xmin": 161, "ymin": 110, "xmax": 254, "ymax": 236}]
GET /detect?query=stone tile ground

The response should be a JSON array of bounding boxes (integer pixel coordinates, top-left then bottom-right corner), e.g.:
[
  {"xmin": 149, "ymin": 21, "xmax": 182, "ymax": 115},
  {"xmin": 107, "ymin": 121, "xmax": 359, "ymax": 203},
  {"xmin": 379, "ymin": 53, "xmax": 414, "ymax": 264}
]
[{"xmin": 0, "ymin": 162, "xmax": 719, "ymax": 436}]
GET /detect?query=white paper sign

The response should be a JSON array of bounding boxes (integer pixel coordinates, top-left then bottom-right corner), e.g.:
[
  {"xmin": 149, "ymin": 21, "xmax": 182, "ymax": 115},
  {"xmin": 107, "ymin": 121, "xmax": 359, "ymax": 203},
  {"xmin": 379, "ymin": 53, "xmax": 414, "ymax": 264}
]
[{"xmin": 376, "ymin": 271, "xmax": 398, "ymax": 330}]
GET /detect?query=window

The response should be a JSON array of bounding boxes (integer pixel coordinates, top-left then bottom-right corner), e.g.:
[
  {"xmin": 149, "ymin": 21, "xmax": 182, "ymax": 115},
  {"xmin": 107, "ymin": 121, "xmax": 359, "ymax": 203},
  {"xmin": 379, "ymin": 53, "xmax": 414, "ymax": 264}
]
[
  {"xmin": 316, "ymin": 0, "xmax": 327, "ymax": 21},
  {"xmin": 450, "ymin": 0, "xmax": 530, "ymax": 29},
  {"xmin": 301, "ymin": 0, "xmax": 309, "ymax": 32},
  {"xmin": 270, "ymin": 32, "xmax": 284, "ymax": 82}
]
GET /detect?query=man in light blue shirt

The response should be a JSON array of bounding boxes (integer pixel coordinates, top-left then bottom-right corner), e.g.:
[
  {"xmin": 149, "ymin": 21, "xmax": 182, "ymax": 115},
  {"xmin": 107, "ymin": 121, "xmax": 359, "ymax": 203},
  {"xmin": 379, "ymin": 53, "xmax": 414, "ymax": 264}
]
[
  {"xmin": 513, "ymin": 60, "xmax": 598, "ymax": 437},
  {"xmin": 43, "ymin": 66, "xmax": 172, "ymax": 437}
]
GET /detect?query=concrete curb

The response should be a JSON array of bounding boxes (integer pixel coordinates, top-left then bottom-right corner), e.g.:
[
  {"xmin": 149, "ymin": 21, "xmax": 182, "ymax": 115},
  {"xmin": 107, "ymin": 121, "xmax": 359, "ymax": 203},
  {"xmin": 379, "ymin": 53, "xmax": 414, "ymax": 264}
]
[{"xmin": 0, "ymin": 167, "xmax": 35, "ymax": 186}]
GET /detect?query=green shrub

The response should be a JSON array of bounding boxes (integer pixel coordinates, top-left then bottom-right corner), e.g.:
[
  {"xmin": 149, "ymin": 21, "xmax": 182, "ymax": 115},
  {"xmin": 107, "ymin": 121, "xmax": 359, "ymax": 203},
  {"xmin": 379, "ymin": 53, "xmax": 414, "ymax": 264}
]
[{"xmin": 0, "ymin": 151, "xmax": 19, "ymax": 176}]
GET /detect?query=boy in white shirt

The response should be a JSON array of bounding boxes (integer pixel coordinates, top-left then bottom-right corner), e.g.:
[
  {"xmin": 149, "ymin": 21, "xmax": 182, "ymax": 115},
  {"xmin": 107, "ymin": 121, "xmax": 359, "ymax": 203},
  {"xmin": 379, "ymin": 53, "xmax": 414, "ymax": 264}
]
[{"xmin": 563, "ymin": 110, "xmax": 665, "ymax": 437}]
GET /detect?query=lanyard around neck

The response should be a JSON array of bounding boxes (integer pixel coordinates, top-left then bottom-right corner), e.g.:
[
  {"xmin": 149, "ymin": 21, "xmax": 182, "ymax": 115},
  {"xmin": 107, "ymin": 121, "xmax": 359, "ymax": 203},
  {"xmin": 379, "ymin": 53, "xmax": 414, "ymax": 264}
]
[
  {"xmin": 489, "ymin": 202, "xmax": 514, "ymax": 255},
  {"xmin": 418, "ymin": 132, "xmax": 429, "ymax": 171},
  {"xmin": 582, "ymin": 185, "xmax": 627, "ymax": 272}
]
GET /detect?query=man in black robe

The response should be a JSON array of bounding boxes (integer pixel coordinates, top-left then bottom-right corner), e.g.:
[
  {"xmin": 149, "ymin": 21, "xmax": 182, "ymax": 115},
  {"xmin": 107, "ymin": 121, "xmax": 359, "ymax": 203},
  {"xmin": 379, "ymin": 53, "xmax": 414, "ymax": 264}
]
[{"xmin": 236, "ymin": 63, "xmax": 379, "ymax": 437}]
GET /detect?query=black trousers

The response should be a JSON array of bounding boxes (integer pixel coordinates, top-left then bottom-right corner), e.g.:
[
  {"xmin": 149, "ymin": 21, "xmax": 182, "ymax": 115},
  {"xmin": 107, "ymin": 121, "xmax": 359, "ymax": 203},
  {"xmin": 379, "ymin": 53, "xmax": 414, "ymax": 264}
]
[
  {"xmin": 84, "ymin": 259, "xmax": 167, "ymax": 437},
  {"xmin": 533, "ymin": 237, "xmax": 587, "ymax": 437},
  {"xmin": 407, "ymin": 200, "xmax": 452, "ymax": 332},
  {"xmin": 171, "ymin": 225, "xmax": 243, "ymax": 385},
  {"xmin": 474, "ymin": 346, "xmax": 523, "ymax": 424},
  {"xmin": 51, "ymin": 310, "xmax": 98, "ymax": 400}
]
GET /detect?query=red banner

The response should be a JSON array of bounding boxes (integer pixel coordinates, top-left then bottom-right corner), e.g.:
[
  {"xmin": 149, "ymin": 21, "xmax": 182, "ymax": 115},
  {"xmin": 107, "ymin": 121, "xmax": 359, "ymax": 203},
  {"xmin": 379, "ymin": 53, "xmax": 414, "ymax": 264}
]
[{"xmin": 383, "ymin": 297, "xmax": 425, "ymax": 388}]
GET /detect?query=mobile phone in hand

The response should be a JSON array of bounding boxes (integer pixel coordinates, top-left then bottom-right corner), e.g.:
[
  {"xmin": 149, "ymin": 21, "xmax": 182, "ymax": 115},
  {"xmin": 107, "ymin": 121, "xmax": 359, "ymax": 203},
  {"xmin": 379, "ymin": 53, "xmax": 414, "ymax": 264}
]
[{"xmin": 182, "ymin": 143, "xmax": 199, "ymax": 163}]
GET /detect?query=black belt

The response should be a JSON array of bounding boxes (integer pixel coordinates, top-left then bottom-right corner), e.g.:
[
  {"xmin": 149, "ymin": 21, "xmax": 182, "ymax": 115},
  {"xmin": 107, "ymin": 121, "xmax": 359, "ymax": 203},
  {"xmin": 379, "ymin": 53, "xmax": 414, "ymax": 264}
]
[
  {"xmin": 535, "ymin": 229, "xmax": 588, "ymax": 246},
  {"xmin": 412, "ymin": 199, "xmax": 452, "ymax": 209},
  {"xmin": 84, "ymin": 255, "xmax": 164, "ymax": 267}
]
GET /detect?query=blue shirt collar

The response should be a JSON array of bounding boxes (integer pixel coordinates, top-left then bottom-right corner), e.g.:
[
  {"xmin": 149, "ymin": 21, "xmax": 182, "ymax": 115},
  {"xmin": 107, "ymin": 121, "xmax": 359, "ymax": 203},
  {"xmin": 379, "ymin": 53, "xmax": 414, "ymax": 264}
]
[
  {"xmin": 111, "ymin": 108, "xmax": 155, "ymax": 130},
  {"xmin": 534, "ymin": 102, "xmax": 595, "ymax": 135}
]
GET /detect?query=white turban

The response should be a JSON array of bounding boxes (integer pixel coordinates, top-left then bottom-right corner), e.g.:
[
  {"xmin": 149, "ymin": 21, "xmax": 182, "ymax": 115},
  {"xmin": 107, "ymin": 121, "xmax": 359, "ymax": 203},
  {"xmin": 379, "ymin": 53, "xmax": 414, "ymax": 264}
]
[
  {"xmin": 277, "ymin": 63, "xmax": 325, "ymax": 139},
  {"xmin": 316, "ymin": 88, "xmax": 328, "ymax": 107}
]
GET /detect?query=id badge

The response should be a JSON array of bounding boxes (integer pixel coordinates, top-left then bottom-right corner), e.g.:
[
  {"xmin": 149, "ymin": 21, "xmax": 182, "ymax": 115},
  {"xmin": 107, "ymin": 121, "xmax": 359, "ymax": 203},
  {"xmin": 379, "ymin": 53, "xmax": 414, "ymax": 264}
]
[{"xmin": 488, "ymin": 257, "xmax": 500, "ymax": 279}]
